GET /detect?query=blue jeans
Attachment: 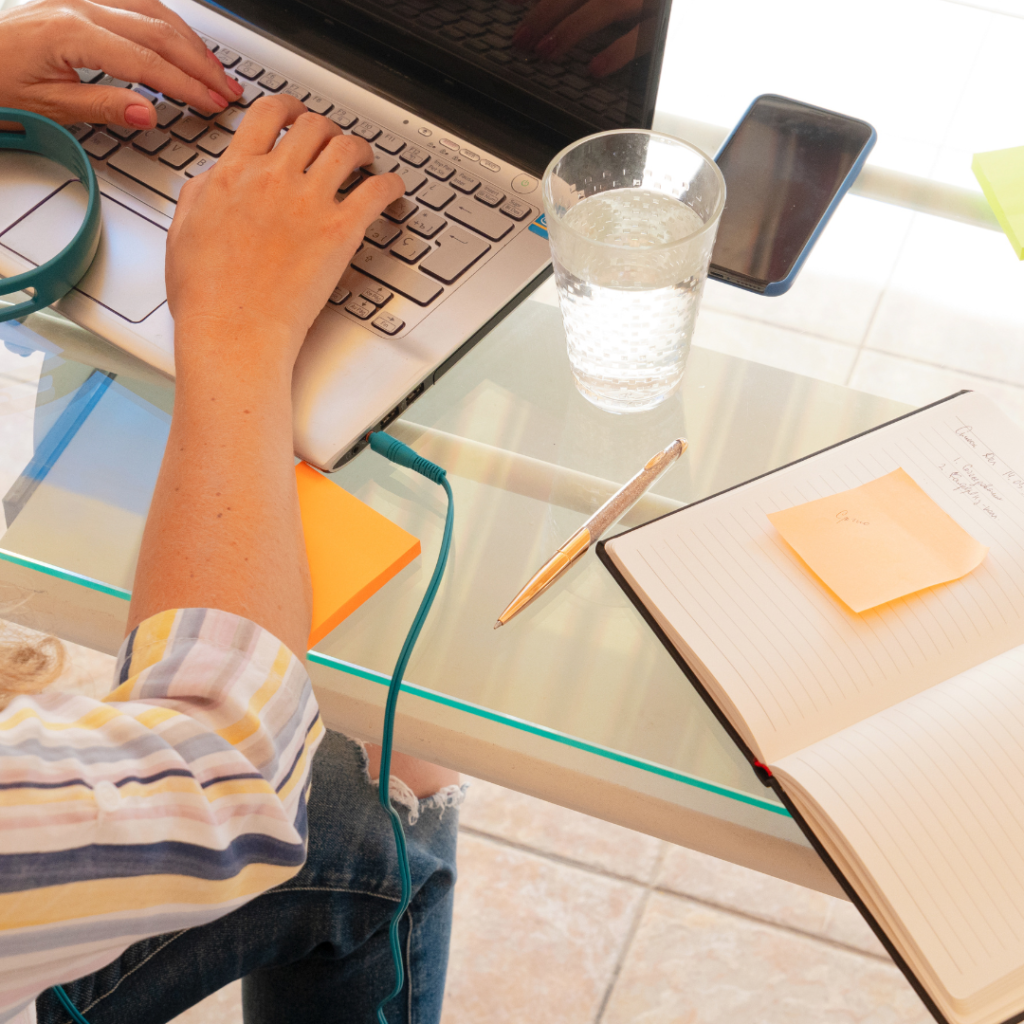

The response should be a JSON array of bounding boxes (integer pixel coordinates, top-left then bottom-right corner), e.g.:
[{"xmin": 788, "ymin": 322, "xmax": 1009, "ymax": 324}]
[{"xmin": 36, "ymin": 730, "xmax": 462, "ymax": 1024}]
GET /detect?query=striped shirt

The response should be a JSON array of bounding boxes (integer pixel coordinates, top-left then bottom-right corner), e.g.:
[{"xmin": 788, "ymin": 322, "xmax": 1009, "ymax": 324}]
[{"xmin": 0, "ymin": 608, "xmax": 323, "ymax": 1024}]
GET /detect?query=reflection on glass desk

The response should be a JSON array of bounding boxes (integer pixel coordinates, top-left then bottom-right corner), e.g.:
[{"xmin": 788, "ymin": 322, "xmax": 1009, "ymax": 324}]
[{"xmin": 0, "ymin": 298, "xmax": 909, "ymax": 896}]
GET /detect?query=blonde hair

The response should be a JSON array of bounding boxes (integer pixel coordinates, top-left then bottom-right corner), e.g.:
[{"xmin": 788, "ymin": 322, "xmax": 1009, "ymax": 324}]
[{"xmin": 0, "ymin": 622, "xmax": 65, "ymax": 710}]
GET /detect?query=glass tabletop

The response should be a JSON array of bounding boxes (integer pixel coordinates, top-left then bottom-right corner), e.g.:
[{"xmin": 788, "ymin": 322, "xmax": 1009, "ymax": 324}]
[{"xmin": 0, "ymin": 292, "xmax": 908, "ymax": 887}]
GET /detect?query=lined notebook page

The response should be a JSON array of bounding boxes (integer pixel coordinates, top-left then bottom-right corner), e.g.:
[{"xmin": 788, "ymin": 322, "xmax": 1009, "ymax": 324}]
[
  {"xmin": 775, "ymin": 643, "xmax": 1024, "ymax": 1015},
  {"xmin": 605, "ymin": 392, "xmax": 1024, "ymax": 763}
]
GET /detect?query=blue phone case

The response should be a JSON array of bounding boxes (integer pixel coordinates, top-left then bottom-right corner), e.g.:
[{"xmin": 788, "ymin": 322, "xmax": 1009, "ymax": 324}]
[{"xmin": 711, "ymin": 94, "xmax": 877, "ymax": 297}]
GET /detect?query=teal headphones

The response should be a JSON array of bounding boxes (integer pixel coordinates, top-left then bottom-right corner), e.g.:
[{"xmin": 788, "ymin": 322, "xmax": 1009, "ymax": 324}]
[{"xmin": 0, "ymin": 108, "xmax": 101, "ymax": 323}]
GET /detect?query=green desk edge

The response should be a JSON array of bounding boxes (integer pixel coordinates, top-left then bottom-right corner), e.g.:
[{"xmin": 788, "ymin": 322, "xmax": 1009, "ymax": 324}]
[
  {"xmin": 0, "ymin": 109, "xmax": 102, "ymax": 321},
  {"xmin": 0, "ymin": 546, "xmax": 788, "ymax": 816}
]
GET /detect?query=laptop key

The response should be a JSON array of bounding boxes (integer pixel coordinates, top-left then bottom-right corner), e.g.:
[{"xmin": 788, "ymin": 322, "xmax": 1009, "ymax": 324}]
[
  {"xmin": 154, "ymin": 100, "xmax": 183, "ymax": 128},
  {"xmin": 328, "ymin": 287, "xmax": 352, "ymax": 305},
  {"xmin": 329, "ymin": 107, "xmax": 358, "ymax": 129},
  {"xmin": 366, "ymin": 153, "xmax": 400, "ymax": 175},
  {"xmin": 401, "ymin": 145, "xmax": 430, "ymax": 168},
  {"xmin": 83, "ymin": 132, "xmax": 118, "ymax": 159},
  {"xmin": 392, "ymin": 235, "xmax": 430, "ymax": 263},
  {"xmin": 372, "ymin": 313, "xmax": 404, "ymax": 335},
  {"xmin": 282, "ymin": 83, "xmax": 310, "ymax": 102},
  {"xmin": 304, "ymin": 94, "xmax": 332, "ymax": 115},
  {"xmin": 396, "ymin": 166, "xmax": 427, "ymax": 195},
  {"xmin": 171, "ymin": 116, "xmax": 208, "ymax": 142},
  {"xmin": 426, "ymin": 158, "xmax": 455, "ymax": 181},
  {"xmin": 476, "ymin": 184, "xmax": 505, "ymax": 206},
  {"xmin": 236, "ymin": 59, "xmax": 264, "ymax": 79},
  {"xmin": 345, "ymin": 297, "xmax": 376, "ymax": 320},
  {"xmin": 447, "ymin": 198, "xmax": 512, "ymax": 240},
  {"xmin": 198, "ymin": 130, "xmax": 231, "ymax": 156},
  {"xmin": 419, "ymin": 182, "xmax": 455, "ymax": 210},
  {"xmin": 353, "ymin": 121, "xmax": 382, "ymax": 142},
  {"xmin": 107, "ymin": 123, "xmax": 138, "ymax": 140},
  {"xmin": 75, "ymin": 68, "xmax": 104, "ymax": 83},
  {"xmin": 260, "ymin": 71, "xmax": 288, "ymax": 92},
  {"xmin": 365, "ymin": 218, "xmax": 401, "ymax": 247},
  {"xmin": 97, "ymin": 75, "xmax": 131, "ymax": 89},
  {"xmin": 215, "ymin": 107, "xmax": 246, "ymax": 132},
  {"xmin": 185, "ymin": 155, "xmax": 218, "ymax": 177},
  {"xmin": 160, "ymin": 142, "xmax": 197, "ymax": 170},
  {"xmin": 451, "ymin": 170, "xmax": 479, "ymax": 193},
  {"xmin": 337, "ymin": 170, "xmax": 361, "ymax": 193},
  {"xmin": 407, "ymin": 209, "xmax": 447, "ymax": 238},
  {"xmin": 501, "ymin": 197, "xmax": 531, "ymax": 221},
  {"xmin": 234, "ymin": 82, "xmax": 264, "ymax": 108},
  {"xmin": 377, "ymin": 132, "xmax": 405, "ymax": 155},
  {"xmin": 361, "ymin": 283, "xmax": 393, "ymax": 305},
  {"xmin": 420, "ymin": 226, "xmax": 490, "ymax": 282},
  {"xmin": 384, "ymin": 197, "xmax": 418, "ymax": 222},
  {"xmin": 215, "ymin": 47, "xmax": 241, "ymax": 68},
  {"xmin": 351, "ymin": 249, "xmax": 443, "ymax": 305},
  {"xmin": 133, "ymin": 129, "xmax": 171, "ymax": 154},
  {"xmin": 108, "ymin": 147, "xmax": 186, "ymax": 200},
  {"xmin": 67, "ymin": 123, "xmax": 93, "ymax": 142}
]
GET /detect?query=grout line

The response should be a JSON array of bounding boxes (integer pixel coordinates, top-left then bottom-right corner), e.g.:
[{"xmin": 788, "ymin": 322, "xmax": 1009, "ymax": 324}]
[
  {"xmin": 857, "ymin": 346, "xmax": 1024, "ymax": 391},
  {"xmin": 593, "ymin": 886, "xmax": 655, "ymax": 1024},
  {"xmin": 459, "ymin": 826, "xmax": 893, "ymax": 965}
]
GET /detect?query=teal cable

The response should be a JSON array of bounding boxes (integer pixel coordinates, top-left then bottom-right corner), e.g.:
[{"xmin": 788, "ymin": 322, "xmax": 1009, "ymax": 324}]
[
  {"xmin": 368, "ymin": 431, "xmax": 454, "ymax": 1024},
  {"xmin": 47, "ymin": 432, "xmax": 451, "ymax": 1024}
]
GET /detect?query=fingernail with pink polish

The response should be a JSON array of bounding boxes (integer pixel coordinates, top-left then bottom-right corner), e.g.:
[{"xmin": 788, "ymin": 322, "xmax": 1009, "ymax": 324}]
[
  {"xmin": 535, "ymin": 33, "xmax": 557, "ymax": 57},
  {"xmin": 226, "ymin": 76, "xmax": 244, "ymax": 96},
  {"xmin": 125, "ymin": 104, "xmax": 153, "ymax": 128},
  {"xmin": 208, "ymin": 88, "xmax": 229, "ymax": 109}
]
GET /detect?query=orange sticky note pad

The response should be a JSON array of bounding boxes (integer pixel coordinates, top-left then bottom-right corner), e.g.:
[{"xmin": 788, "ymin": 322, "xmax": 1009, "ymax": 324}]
[
  {"xmin": 296, "ymin": 461, "xmax": 421, "ymax": 647},
  {"xmin": 767, "ymin": 468, "xmax": 988, "ymax": 613}
]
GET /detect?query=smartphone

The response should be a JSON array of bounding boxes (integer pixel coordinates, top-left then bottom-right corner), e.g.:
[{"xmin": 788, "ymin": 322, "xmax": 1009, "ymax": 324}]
[{"xmin": 709, "ymin": 94, "xmax": 876, "ymax": 296}]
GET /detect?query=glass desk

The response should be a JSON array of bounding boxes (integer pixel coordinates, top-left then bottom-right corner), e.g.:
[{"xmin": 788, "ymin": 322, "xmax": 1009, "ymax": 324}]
[{"xmin": 0, "ymin": 295, "xmax": 907, "ymax": 897}]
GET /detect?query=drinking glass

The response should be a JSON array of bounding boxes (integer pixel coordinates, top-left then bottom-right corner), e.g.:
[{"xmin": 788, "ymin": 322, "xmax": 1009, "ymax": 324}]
[{"xmin": 542, "ymin": 129, "xmax": 726, "ymax": 412}]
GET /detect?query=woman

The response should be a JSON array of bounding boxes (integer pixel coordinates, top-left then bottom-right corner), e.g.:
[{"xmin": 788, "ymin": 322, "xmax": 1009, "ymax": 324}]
[{"xmin": 0, "ymin": 2, "xmax": 461, "ymax": 1022}]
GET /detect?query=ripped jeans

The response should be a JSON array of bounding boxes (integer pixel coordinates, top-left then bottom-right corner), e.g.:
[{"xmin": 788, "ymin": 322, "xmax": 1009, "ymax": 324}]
[{"xmin": 36, "ymin": 730, "xmax": 464, "ymax": 1024}]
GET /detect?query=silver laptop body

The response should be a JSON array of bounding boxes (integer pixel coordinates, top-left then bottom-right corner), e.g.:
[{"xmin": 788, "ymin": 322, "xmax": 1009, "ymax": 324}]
[{"xmin": 0, "ymin": 0, "xmax": 669, "ymax": 470}]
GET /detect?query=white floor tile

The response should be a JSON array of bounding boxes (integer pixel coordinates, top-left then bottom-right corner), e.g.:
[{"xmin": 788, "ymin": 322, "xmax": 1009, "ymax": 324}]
[
  {"xmin": 863, "ymin": 212, "xmax": 1024, "ymax": 382},
  {"xmin": 691, "ymin": 309, "xmax": 858, "ymax": 385},
  {"xmin": 848, "ymin": 349, "xmax": 1024, "ymax": 426}
]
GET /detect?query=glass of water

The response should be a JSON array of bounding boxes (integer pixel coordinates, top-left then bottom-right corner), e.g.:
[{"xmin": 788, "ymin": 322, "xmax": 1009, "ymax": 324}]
[{"xmin": 542, "ymin": 130, "xmax": 726, "ymax": 413}]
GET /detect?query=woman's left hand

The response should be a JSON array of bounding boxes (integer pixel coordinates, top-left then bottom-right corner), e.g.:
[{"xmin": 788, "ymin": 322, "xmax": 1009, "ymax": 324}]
[{"xmin": 0, "ymin": 0, "xmax": 243, "ymax": 131}]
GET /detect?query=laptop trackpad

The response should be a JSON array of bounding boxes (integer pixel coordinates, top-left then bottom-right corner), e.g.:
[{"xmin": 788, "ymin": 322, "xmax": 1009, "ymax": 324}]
[{"xmin": 0, "ymin": 182, "xmax": 167, "ymax": 323}]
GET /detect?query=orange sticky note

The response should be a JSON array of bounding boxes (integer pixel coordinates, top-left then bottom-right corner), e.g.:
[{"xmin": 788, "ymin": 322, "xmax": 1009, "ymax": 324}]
[
  {"xmin": 766, "ymin": 468, "xmax": 987, "ymax": 613},
  {"xmin": 296, "ymin": 462, "xmax": 421, "ymax": 647}
]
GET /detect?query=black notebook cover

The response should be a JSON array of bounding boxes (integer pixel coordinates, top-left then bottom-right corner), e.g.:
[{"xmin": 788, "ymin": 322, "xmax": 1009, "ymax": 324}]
[{"xmin": 594, "ymin": 390, "xmax": 1024, "ymax": 1024}]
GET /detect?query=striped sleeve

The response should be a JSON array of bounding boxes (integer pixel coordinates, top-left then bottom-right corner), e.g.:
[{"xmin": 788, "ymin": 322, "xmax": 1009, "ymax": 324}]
[{"xmin": 0, "ymin": 609, "xmax": 324, "ymax": 1024}]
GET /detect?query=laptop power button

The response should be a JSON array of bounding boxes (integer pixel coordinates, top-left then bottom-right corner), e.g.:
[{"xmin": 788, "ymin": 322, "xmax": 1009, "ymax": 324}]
[{"xmin": 511, "ymin": 174, "xmax": 537, "ymax": 194}]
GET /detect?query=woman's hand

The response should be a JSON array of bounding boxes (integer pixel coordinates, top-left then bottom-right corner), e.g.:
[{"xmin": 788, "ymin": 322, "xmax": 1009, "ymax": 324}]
[
  {"xmin": 0, "ymin": 0, "xmax": 243, "ymax": 130},
  {"xmin": 511, "ymin": 0, "xmax": 644, "ymax": 77},
  {"xmin": 166, "ymin": 93, "xmax": 404, "ymax": 380}
]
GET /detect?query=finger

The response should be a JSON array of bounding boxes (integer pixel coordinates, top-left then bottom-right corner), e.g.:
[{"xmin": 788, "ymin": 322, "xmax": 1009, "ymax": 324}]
[
  {"xmin": 83, "ymin": 1, "xmax": 239, "ymax": 105},
  {"xmin": 64, "ymin": 22, "xmax": 229, "ymax": 114},
  {"xmin": 589, "ymin": 24, "xmax": 642, "ymax": 77},
  {"xmin": 534, "ymin": 0, "xmax": 642, "ymax": 59},
  {"xmin": 511, "ymin": 0, "xmax": 585, "ymax": 49},
  {"xmin": 224, "ymin": 94, "xmax": 306, "ymax": 158},
  {"xmin": 25, "ymin": 79, "xmax": 156, "ymax": 129},
  {"xmin": 273, "ymin": 111, "xmax": 342, "ymax": 171},
  {"xmin": 337, "ymin": 173, "xmax": 405, "ymax": 233},
  {"xmin": 305, "ymin": 132, "xmax": 374, "ymax": 193}
]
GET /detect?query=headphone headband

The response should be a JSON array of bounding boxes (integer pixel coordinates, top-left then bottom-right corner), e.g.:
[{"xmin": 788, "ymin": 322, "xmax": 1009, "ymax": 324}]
[{"xmin": 0, "ymin": 109, "xmax": 102, "ymax": 323}]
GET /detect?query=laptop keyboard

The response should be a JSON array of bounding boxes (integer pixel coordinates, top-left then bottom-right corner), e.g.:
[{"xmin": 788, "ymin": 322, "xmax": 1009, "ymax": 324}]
[{"xmin": 72, "ymin": 36, "xmax": 540, "ymax": 339}]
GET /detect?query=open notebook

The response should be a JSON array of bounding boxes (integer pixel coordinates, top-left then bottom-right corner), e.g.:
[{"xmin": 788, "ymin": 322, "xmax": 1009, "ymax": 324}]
[{"xmin": 598, "ymin": 391, "xmax": 1024, "ymax": 1024}]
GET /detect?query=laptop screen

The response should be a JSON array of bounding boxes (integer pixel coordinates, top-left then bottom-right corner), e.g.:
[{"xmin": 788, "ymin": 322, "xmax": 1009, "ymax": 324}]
[{"xmin": 280, "ymin": 0, "xmax": 672, "ymax": 146}]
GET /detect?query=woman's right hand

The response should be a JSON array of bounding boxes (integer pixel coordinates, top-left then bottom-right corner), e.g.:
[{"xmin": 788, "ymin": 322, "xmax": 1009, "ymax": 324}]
[{"xmin": 166, "ymin": 94, "xmax": 404, "ymax": 382}]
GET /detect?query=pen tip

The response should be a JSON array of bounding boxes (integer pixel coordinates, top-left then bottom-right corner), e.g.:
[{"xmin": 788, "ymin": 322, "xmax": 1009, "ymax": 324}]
[{"xmin": 493, "ymin": 620, "xmax": 503, "ymax": 630}]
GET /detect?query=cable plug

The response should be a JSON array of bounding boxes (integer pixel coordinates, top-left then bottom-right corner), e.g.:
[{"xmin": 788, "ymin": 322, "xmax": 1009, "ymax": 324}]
[{"xmin": 369, "ymin": 432, "xmax": 447, "ymax": 486}]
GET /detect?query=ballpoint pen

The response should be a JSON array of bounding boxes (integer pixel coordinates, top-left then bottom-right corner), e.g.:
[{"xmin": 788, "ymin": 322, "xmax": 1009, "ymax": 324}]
[{"xmin": 494, "ymin": 437, "xmax": 688, "ymax": 628}]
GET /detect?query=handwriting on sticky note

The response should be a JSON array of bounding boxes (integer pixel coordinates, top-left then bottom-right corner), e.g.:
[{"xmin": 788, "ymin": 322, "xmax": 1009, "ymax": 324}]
[{"xmin": 767, "ymin": 468, "xmax": 988, "ymax": 613}]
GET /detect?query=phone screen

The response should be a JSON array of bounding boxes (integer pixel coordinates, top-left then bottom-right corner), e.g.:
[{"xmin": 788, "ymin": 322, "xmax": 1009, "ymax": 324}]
[{"xmin": 710, "ymin": 95, "xmax": 874, "ymax": 291}]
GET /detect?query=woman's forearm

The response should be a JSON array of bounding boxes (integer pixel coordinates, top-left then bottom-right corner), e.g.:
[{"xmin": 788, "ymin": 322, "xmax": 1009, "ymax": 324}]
[{"xmin": 127, "ymin": 324, "xmax": 312, "ymax": 659}]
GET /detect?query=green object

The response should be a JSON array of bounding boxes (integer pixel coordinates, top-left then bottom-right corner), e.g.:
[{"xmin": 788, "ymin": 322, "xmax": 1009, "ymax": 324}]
[
  {"xmin": 0, "ymin": 108, "xmax": 101, "ymax": 321},
  {"xmin": 973, "ymin": 145, "xmax": 1024, "ymax": 259}
]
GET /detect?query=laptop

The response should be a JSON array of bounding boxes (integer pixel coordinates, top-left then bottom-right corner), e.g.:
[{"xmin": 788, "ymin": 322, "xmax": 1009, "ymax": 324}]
[{"xmin": 0, "ymin": 0, "xmax": 672, "ymax": 470}]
